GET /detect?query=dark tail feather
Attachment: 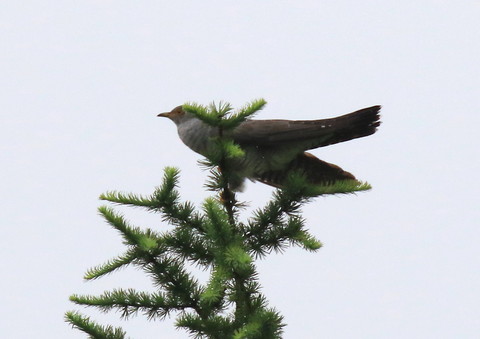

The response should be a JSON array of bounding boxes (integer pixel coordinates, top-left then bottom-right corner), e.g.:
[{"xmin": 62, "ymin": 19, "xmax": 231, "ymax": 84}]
[
  {"xmin": 314, "ymin": 105, "xmax": 381, "ymax": 148},
  {"xmin": 256, "ymin": 152, "xmax": 356, "ymax": 188}
]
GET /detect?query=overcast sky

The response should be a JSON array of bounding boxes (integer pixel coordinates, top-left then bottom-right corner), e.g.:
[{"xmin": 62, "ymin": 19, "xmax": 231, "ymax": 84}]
[{"xmin": 1, "ymin": 1, "xmax": 479, "ymax": 338}]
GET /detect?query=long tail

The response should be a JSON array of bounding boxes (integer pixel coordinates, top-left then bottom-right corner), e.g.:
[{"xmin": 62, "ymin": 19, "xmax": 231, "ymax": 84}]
[
  {"xmin": 256, "ymin": 152, "xmax": 356, "ymax": 188},
  {"xmin": 311, "ymin": 105, "xmax": 381, "ymax": 148}
]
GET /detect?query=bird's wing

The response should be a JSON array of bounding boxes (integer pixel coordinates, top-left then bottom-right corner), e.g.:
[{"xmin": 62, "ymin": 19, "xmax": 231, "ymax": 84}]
[
  {"xmin": 255, "ymin": 152, "xmax": 357, "ymax": 188},
  {"xmin": 232, "ymin": 105, "xmax": 381, "ymax": 151}
]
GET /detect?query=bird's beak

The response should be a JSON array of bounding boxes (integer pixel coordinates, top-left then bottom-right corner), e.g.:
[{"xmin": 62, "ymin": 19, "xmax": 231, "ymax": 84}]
[{"xmin": 157, "ymin": 112, "xmax": 170, "ymax": 118}]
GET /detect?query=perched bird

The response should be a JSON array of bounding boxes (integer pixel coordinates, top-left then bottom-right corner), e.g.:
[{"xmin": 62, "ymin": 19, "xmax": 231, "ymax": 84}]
[{"xmin": 158, "ymin": 105, "xmax": 381, "ymax": 189}]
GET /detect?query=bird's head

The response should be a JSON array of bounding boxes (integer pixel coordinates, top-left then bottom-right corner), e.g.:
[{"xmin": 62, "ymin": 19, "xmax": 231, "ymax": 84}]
[{"xmin": 157, "ymin": 106, "xmax": 186, "ymax": 125}]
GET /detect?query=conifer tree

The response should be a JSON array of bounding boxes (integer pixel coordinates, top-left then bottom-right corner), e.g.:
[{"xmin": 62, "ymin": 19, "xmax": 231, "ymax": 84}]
[{"xmin": 65, "ymin": 99, "xmax": 371, "ymax": 338}]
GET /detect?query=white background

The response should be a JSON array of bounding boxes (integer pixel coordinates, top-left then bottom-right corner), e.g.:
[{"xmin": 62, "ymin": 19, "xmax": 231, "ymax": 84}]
[{"xmin": 1, "ymin": 1, "xmax": 479, "ymax": 338}]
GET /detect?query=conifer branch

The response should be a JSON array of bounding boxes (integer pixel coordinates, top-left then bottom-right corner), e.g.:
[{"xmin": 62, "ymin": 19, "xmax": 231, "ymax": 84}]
[
  {"xmin": 139, "ymin": 255, "xmax": 202, "ymax": 313},
  {"xmin": 233, "ymin": 306, "xmax": 284, "ymax": 339},
  {"xmin": 65, "ymin": 311, "xmax": 126, "ymax": 339},
  {"xmin": 162, "ymin": 228, "xmax": 213, "ymax": 266},
  {"xmin": 98, "ymin": 206, "xmax": 160, "ymax": 250},
  {"xmin": 70, "ymin": 289, "xmax": 189, "ymax": 320},
  {"xmin": 203, "ymin": 198, "xmax": 234, "ymax": 246},
  {"xmin": 176, "ymin": 313, "xmax": 235, "ymax": 339},
  {"xmin": 84, "ymin": 249, "xmax": 137, "ymax": 280},
  {"xmin": 100, "ymin": 191, "xmax": 158, "ymax": 209},
  {"xmin": 221, "ymin": 98, "xmax": 266, "ymax": 129},
  {"xmin": 199, "ymin": 266, "xmax": 230, "ymax": 310},
  {"xmin": 101, "ymin": 168, "xmax": 205, "ymax": 233}
]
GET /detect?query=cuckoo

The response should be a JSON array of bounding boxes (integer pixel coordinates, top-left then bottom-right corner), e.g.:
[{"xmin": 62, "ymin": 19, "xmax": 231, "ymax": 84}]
[{"xmin": 158, "ymin": 105, "xmax": 381, "ymax": 189}]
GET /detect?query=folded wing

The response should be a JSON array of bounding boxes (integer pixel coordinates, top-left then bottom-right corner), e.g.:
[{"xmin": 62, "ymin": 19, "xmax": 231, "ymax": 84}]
[{"xmin": 233, "ymin": 105, "xmax": 381, "ymax": 151}]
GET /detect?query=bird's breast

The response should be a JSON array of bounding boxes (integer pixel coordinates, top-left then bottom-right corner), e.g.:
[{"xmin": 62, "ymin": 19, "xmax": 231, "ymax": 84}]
[{"xmin": 177, "ymin": 119, "xmax": 217, "ymax": 155}]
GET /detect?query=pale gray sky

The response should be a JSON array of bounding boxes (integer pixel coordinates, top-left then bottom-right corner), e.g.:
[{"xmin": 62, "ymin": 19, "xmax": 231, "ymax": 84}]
[{"xmin": 1, "ymin": 1, "xmax": 479, "ymax": 338}]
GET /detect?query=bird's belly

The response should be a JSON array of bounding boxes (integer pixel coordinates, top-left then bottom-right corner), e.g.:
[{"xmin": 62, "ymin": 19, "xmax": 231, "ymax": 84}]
[{"xmin": 233, "ymin": 147, "xmax": 290, "ymax": 177}]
